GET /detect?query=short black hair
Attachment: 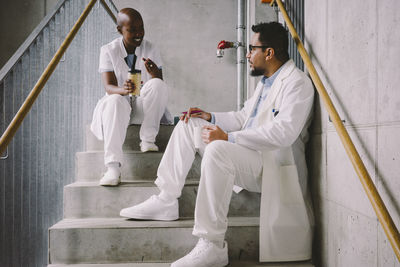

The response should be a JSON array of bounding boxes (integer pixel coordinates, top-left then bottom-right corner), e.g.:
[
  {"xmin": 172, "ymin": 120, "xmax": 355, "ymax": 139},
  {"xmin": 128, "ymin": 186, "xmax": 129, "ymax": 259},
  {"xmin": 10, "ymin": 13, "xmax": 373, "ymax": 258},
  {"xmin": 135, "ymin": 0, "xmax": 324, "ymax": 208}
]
[{"xmin": 251, "ymin": 22, "xmax": 289, "ymax": 63}]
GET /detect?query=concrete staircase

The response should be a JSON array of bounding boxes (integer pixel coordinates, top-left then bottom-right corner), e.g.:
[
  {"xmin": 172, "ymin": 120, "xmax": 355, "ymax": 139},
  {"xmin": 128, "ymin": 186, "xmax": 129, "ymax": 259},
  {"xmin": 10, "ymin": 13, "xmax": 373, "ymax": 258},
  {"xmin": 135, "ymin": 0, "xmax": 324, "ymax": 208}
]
[{"xmin": 48, "ymin": 125, "xmax": 314, "ymax": 267}]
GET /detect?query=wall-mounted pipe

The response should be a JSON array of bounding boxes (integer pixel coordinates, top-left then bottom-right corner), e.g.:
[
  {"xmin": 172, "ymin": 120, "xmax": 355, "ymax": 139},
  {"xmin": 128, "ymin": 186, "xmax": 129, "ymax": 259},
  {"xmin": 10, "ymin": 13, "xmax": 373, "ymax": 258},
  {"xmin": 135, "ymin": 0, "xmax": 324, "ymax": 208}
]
[
  {"xmin": 237, "ymin": 0, "xmax": 246, "ymax": 110},
  {"xmin": 215, "ymin": 0, "xmax": 246, "ymax": 111}
]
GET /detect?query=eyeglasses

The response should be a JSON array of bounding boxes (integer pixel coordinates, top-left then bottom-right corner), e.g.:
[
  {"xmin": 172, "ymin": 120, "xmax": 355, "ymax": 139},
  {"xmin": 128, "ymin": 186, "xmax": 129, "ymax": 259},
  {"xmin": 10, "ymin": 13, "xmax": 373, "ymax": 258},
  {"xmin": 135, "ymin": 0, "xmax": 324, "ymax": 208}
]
[{"xmin": 248, "ymin": 45, "xmax": 269, "ymax": 52}]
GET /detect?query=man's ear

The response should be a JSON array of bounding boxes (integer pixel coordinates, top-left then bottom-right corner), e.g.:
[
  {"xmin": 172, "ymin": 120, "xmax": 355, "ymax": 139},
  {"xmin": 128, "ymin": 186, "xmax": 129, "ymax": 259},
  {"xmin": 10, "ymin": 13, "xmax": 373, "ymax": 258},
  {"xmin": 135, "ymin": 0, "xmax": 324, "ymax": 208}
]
[
  {"xmin": 117, "ymin": 25, "xmax": 122, "ymax": 34},
  {"xmin": 265, "ymin": 48, "xmax": 274, "ymax": 60}
]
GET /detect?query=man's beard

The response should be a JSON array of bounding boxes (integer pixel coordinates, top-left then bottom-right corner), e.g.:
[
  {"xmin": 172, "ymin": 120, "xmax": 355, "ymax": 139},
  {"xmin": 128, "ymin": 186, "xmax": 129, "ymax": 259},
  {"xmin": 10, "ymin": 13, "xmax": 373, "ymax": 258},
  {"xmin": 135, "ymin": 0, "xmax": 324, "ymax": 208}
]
[{"xmin": 250, "ymin": 67, "xmax": 264, "ymax": 76}]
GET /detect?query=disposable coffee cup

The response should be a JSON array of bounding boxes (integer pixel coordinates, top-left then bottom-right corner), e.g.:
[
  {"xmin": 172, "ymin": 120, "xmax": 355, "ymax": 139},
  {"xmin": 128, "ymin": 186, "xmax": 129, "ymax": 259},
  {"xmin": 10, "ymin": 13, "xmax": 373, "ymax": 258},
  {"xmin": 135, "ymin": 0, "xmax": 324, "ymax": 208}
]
[
  {"xmin": 194, "ymin": 126, "xmax": 203, "ymax": 149},
  {"xmin": 128, "ymin": 69, "xmax": 141, "ymax": 96}
]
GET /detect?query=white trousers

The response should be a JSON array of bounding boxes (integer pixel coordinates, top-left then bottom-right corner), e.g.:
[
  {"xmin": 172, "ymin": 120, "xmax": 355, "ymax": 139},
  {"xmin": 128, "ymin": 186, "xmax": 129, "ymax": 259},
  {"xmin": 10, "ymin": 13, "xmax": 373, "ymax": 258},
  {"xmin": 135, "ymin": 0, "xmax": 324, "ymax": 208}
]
[
  {"xmin": 90, "ymin": 78, "xmax": 169, "ymax": 165},
  {"xmin": 155, "ymin": 118, "xmax": 263, "ymax": 243}
]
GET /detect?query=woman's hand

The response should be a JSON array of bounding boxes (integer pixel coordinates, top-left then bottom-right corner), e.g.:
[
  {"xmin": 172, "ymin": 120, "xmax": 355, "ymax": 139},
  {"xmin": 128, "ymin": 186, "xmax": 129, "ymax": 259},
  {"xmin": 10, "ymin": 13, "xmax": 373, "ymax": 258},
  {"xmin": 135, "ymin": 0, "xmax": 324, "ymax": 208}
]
[{"xmin": 143, "ymin": 58, "xmax": 162, "ymax": 79}]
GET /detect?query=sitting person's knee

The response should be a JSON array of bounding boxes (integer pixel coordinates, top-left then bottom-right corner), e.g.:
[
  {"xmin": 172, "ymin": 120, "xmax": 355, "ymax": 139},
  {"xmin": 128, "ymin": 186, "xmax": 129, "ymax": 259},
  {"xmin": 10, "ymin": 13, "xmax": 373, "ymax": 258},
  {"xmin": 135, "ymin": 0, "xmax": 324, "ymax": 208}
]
[
  {"xmin": 106, "ymin": 94, "xmax": 126, "ymax": 104},
  {"xmin": 145, "ymin": 77, "xmax": 164, "ymax": 87},
  {"xmin": 204, "ymin": 140, "xmax": 229, "ymax": 158},
  {"xmin": 142, "ymin": 78, "xmax": 168, "ymax": 95}
]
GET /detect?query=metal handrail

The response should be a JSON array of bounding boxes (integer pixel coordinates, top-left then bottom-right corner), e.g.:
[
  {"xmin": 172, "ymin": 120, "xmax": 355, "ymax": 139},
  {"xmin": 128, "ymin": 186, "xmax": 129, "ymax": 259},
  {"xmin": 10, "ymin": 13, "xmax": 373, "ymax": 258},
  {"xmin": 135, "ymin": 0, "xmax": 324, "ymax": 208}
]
[
  {"xmin": 268, "ymin": 0, "xmax": 400, "ymax": 261},
  {"xmin": 100, "ymin": 0, "xmax": 117, "ymax": 24},
  {"xmin": 0, "ymin": 0, "xmax": 118, "ymax": 156}
]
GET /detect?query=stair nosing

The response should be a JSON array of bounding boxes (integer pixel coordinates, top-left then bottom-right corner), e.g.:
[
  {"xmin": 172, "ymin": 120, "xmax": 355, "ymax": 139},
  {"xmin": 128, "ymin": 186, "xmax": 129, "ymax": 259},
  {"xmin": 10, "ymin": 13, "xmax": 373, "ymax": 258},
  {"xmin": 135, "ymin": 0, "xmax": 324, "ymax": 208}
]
[
  {"xmin": 77, "ymin": 151, "xmax": 164, "ymax": 155},
  {"xmin": 66, "ymin": 179, "xmax": 200, "ymax": 188},
  {"xmin": 49, "ymin": 217, "xmax": 260, "ymax": 230}
]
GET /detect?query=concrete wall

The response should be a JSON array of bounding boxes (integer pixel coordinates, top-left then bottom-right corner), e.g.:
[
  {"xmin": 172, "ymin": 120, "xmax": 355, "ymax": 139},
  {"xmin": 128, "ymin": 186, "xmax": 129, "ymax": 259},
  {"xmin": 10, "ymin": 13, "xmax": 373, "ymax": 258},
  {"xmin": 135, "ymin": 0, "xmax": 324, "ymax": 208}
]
[
  {"xmin": 112, "ymin": 0, "xmax": 276, "ymax": 115},
  {"xmin": 305, "ymin": 0, "xmax": 400, "ymax": 266},
  {"xmin": 0, "ymin": 0, "xmax": 58, "ymax": 69},
  {"xmin": 113, "ymin": 0, "xmax": 238, "ymax": 115}
]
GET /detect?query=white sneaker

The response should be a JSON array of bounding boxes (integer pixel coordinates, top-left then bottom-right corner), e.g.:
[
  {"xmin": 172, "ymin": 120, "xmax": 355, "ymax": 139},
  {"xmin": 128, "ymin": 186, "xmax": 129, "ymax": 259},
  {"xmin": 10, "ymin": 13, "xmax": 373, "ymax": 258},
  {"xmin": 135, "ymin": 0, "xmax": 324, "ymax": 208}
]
[
  {"xmin": 120, "ymin": 195, "xmax": 178, "ymax": 221},
  {"xmin": 171, "ymin": 238, "xmax": 228, "ymax": 267},
  {"xmin": 99, "ymin": 167, "xmax": 121, "ymax": 186},
  {"xmin": 140, "ymin": 141, "xmax": 159, "ymax": 152}
]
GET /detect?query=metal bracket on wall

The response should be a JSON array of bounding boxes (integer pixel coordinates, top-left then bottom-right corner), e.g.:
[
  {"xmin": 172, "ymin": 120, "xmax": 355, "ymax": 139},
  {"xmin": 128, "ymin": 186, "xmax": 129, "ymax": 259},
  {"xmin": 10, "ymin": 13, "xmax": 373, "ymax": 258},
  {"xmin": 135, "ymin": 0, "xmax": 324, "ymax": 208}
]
[
  {"xmin": 329, "ymin": 116, "xmax": 346, "ymax": 123},
  {"xmin": 0, "ymin": 147, "xmax": 8, "ymax": 160},
  {"xmin": 267, "ymin": 0, "xmax": 280, "ymax": 13}
]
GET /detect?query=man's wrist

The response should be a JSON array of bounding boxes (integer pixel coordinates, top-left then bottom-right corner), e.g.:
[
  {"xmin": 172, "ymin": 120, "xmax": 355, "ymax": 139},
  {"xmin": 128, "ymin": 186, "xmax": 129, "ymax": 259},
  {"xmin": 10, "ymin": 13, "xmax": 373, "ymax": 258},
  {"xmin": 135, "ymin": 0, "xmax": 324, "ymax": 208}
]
[{"xmin": 228, "ymin": 133, "xmax": 235, "ymax": 143}]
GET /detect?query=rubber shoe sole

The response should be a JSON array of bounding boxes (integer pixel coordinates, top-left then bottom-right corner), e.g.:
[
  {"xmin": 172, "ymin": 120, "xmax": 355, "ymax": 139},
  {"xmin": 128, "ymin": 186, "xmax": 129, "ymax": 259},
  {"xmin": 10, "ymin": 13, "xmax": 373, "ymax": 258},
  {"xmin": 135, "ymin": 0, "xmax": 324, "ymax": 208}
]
[
  {"xmin": 119, "ymin": 210, "xmax": 178, "ymax": 221},
  {"xmin": 99, "ymin": 176, "xmax": 121, "ymax": 186}
]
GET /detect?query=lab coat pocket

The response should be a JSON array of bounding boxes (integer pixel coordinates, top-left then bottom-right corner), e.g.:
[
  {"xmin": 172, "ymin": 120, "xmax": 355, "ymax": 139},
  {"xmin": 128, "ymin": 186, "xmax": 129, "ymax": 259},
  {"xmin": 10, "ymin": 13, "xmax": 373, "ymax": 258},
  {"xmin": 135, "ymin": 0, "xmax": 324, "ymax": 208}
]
[
  {"xmin": 279, "ymin": 165, "xmax": 303, "ymax": 204},
  {"xmin": 259, "ymin": 153, "xmax": 312, "ymax": 262}
]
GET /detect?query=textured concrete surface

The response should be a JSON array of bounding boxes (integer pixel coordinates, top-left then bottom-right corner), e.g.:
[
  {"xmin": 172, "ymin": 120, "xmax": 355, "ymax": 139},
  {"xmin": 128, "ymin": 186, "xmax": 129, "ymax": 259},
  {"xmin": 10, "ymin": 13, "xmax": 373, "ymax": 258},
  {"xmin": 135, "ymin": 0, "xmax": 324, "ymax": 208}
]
[
  {"xmin": 49, "ymin": 217, "xmax": 260, "ymax": 264},
  {"xmin": 75, "ymin": 151, "xmax": 201, "ymax": 181},
  {"xmin": 326, "ymin": 128, "xmax": 376, "ymax": 218},
  {"xmin": 376, "ymin": 126, "xmax": 400, "ymax": 266},
  {"xmin": 112, "ymin": 0, "xmax": 238, "ymax": 116},
  {"xmin": 0, "ymin": 0, "xmax": 45, "ymax": 68},
  {"xmin": 327, "ymin": 202, "xmax": 378, "ymax": 267},
  {"xmin": 326, "ymin": 0, "xmax": 377, "ymax": 128},
  {"xmin": 86, "ymin": 125, "xmax": 174, "ymax": 152},
  {"xmin": 48, "ymin": 261, "xmax": 314, "ymax": 266},
  {"xmin": 377, "ymin": 1, "xmax": 400, "ymax": 123},
  {"xmin": 306, "ymin": 0, "xmax": 400, "ymax": 266},
  {"xmin": 64, "ymin": 181, "xmax": 260, "ymax": 218}
]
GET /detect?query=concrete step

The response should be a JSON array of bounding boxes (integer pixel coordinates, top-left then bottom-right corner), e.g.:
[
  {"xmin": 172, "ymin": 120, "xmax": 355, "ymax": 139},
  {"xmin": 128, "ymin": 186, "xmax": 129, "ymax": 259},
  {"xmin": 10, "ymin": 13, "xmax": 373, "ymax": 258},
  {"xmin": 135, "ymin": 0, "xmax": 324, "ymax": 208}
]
[
  {"xmin": 48, "ymin": 261, "xmax": 314, "ymax": 266},
  {"xmin": 49, "ymin": 217, "xmax": 261, "ymax": 264},
  {"xmin": 63, "ymin": 181, "xmax": 260, "ymax": 218},
  {"xmin": 75, "ymin": 151, "xmax": 201, "ymax": 182},
  {"xmin": 86, "ymin": 125, "xmax": 174, "ymax": 152}
]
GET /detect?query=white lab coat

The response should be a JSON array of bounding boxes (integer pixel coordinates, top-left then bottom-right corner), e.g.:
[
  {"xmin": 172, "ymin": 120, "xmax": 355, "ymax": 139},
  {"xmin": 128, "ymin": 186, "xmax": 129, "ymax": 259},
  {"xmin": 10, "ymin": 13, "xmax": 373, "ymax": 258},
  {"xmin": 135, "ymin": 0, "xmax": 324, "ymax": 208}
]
[{"xmin": 214, "ymin": 59, "xmax": 314, "ymax": 261}]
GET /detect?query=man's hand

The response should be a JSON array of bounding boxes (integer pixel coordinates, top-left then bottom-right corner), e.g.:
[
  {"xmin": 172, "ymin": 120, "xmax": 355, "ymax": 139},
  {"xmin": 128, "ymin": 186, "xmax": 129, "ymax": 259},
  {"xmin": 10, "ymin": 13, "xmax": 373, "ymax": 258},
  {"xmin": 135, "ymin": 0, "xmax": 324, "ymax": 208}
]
[
  {"xmin": 143, "ymin": 58, "xmax": 162, "ymax": 79},
  {"xmin": 201, "ymin": 125, "xmax": 228, "ymax": 144},
  {"xmin": 180, "ymin": 107, "xmax": 212, "ymax": 123},
  {"xmin": 121, "ymin": 79, "xmax": 135, "ymax": 95}
]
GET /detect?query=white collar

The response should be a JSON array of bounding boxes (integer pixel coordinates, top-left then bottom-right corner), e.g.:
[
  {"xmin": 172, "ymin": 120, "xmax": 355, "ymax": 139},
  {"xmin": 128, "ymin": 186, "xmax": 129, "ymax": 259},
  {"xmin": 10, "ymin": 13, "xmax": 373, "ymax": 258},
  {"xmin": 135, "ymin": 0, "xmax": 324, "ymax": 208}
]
[
  {"xmin": 274, "ymin": 59, "xmax": 295, "ymax": 82},
  {"xmin": 118, "ymin": 37, "xmax": 144, "ymax": 58}
]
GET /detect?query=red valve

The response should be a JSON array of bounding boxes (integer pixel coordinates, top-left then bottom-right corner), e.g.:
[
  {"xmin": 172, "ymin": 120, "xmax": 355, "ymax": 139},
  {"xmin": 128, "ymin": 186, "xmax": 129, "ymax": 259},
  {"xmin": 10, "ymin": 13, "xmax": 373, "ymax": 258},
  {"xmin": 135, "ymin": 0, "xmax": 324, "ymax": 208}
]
[{"xmin": 217, "ymin": 40, "xmax": 234, "ymax": 49}]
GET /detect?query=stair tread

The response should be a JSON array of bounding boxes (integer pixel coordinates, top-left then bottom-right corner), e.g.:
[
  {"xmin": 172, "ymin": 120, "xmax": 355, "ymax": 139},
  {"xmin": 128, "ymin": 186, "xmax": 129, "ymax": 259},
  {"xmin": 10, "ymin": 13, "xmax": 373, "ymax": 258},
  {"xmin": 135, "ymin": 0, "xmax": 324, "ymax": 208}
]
[
  {"xmin": 48, "ymin": 261, "xmax": 314, "ymax": 266},
  {"xmin": 64, "ymin": 181, "xmax": 260, "ymax": 219},
  {"xmin": 50, "ymin": 217, "xmax": 259, "ymax": 230},
  {"xmin": 66, "ymin": 179, "xmax": 199, "ymax": 188},
  {"xmin": 78, "ymin": 150, "xmax": 164, "ymax": 155}
]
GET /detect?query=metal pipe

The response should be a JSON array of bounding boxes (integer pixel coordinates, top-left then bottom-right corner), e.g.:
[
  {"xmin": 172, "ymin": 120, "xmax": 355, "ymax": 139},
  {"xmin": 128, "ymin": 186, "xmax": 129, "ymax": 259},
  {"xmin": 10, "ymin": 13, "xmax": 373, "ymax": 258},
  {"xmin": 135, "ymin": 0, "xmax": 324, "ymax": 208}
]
[
  {"xmin": 237, "ymin": 0, "xmax": 246, "ymax": 110},
  {"xmin": 270, "ymin": 0, "xmax": 400, "ymax": 261},
  {"xmin": 100, "ymin": 0, "xmax": 117, "ymax": 24},
  {"xmin": 0, "ymin": 0, "xmax": 99, "ymax": 155}
]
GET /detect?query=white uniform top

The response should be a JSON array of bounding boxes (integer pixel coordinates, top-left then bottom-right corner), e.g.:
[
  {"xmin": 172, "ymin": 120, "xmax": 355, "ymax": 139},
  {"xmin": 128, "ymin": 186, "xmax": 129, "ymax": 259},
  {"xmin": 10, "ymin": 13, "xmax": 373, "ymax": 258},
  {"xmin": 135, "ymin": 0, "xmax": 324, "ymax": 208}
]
[
  {"xmin": 99, "ymin": 36, "xmax": 162, "ymax": 86},
  {"xmin": 95, "ymin": 37, "xmax": 172, "ymax": 124}
]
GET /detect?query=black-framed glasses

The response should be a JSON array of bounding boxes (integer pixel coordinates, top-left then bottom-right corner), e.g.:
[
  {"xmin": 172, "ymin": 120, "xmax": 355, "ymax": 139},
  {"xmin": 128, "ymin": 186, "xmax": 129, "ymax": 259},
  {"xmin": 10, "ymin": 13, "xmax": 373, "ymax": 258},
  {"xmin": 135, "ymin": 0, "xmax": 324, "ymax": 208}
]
[{"xmin": 248, "ymin": 45, "xmax": 269, "ymax": 52}]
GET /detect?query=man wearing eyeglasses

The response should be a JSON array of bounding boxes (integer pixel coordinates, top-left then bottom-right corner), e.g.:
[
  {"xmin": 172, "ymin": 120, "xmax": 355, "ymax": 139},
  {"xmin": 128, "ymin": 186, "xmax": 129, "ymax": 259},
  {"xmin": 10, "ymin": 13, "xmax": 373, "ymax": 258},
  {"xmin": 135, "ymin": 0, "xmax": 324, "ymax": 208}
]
[{"xmin": 120, "ymin": 22, "xmax": 314, "ymax": 266}]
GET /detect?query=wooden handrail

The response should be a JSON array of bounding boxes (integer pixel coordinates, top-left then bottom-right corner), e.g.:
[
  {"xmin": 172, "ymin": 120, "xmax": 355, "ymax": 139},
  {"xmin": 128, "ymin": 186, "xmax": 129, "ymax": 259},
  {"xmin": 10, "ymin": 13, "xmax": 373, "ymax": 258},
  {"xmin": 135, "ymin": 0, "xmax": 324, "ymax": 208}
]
[
  {"xmin": 268, "ymin": 0, "xmax": 400, "ymax": 261},
  {"xmin": 0, "ymin": 0, "xmax": 99, "ymax": 155}
]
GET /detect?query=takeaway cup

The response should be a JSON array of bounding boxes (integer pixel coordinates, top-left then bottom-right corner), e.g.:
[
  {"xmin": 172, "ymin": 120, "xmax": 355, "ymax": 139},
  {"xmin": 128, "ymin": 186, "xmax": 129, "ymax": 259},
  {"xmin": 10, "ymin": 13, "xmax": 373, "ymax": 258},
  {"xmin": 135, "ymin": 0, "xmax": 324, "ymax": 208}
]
[{"xmin": 127, "ymin": 69, "xmax": 141, "ymax": 96}]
